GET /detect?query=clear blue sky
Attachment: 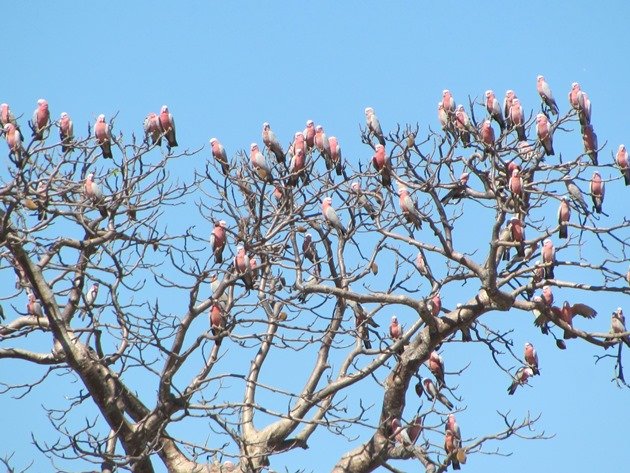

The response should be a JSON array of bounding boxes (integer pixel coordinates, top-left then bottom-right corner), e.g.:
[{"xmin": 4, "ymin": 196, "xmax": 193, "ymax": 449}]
[{"xmin": 1, "ymin": 2, "xmax": 629, "ymax": 472}]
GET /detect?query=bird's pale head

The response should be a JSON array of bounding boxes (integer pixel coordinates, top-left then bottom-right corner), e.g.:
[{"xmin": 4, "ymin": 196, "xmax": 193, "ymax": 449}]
[
  {"xmin": 351, "ymin": 182, "xmax": 360, "ymax": 192},
  {"xmin": 209, "ymin": 138, "xmax": 217, "ymax": 145},
  {"xmin": 536, "ymin": 75, "xmax": 544, "ymax": 81},
  {"xmin": 306, "ymin": 119, "xmax": 314, "ymax": 126},
  {"xmin": 161, "ymin": 105, "xmax": 169, "ymax": 113}
]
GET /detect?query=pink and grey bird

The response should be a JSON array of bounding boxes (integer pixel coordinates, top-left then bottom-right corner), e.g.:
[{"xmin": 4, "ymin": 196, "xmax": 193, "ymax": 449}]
[
  {"xmin": 234, "ymin": 245, "xmax": 253, "ymax": 290},
  {"xmin": 423, "ymin": 377, "xmax": 453, "ymax": 410},
  {"xmin": 250, "ymin": 143, "xmax": 274, "ymax": 183},
  {"xmin": 314, "ymin": 125, "xmax": 334, "ymax": 171},
  {"xmin": 288, "ymin": 147, "xmax": 307, "ymax": 186},
  {"xmin": 536, "ymin": 75, "xmax": 559, "ymax": 115},
  {"xmin": 444, "ymin": 430, "xmax": 461, "ymax": 470},
  {"xmin": 590, "ymin": 171, "xmax": 605, "ymax": 214},
  {"xmin": 428, "ymin": 350, "xmax": 445, "ymax": 387},
  {"xmin": 27, "ymin": 293, "xmax": 43, "ymax": 317},
  {"xmin": 289, "ymin": 131, "xmax": 306, "ymax": 158},
  {"xmin": 541, "ymin": 285, "xmax": 554, "ymax": 307},
  {"xmin": 0, "ymin": 103, "xmax": 19, "ymax": 129},
  {"xmin": 321, "ymin": 196, "xmax": 347, "ymax": 237},
  {"xmin": 568, "ymin": 82, "xmax": 582, "ymax": 110},
  {"xmin": 509, "ymin": 168, "xmax": 523, "ymax": 197},
  {"xmin": 437, "ymin": 102, "xmax": 448, "ymax": 130},
  {"xmin": 397, "ymin": 186, "xmax": 423, "ymax": 230},
  {"xmin": 503, "ymin": 90, "xmax": 516, "ymax": 128},
  {"xmin": 372, "ymin": 144, "xmax": 391, "ymax": 187},
  {"xmin": 582, "ymin": 124, "xmax": 598, "ymax": 165},
  {"xmin": 389, "ymin": 315, "xmax": 402, "ymax": 340},
  {"xmin": 3, "ymin": 123, "xmax": 25, "ymax": 162},
  {"xmin": 509, "ymin": 217, "xmax": 525, "ymax": 257},
  {"xmin": 429, "ymin": 292, "xmax": 442, "ymax": 317},
  {"xmin": 536, "ymin": 113, "xmax": 554, "ymax": 156},
  {"xmin": 365, "ymin": 107, "xmax": 385, "ymax": 146},
  {"xmin": 454, "ymin": 104, "xmax": 473, "ymax": 147},
  {"xmin": 578, "ymin": 92, "xmax": 592, "ymax": 127},
  {"xmin": 399, "ymin": 415, "xmax": 423, "ymax": 446},
  {"xmin": 557, "ymin": 197, "xmax": 571, "ymax": 239},
  {"xmin": 158, "ymin": 105, "xmax": 177, "ymax": 148},
  {"xmin": 262, "ymin": 122, "xmax": 285, "ymax": 163},
  {"xmin": 86, "ymin": 283, "xmax": 99, "ymax": 308},
  {"xmin": 59, "ymin": 112, "xmax": 74, "ymax": 152},
  {"xmin": 541, "ymin": 238, "xmax": 556, "ymax": 280},
  {"xmin": 211, "ymin": 220, "xmax": 228, "ymax": 264},
  {"xmin": 303, "ymin": 120, "xmax": 315, "ymax": 151},
  {"xmin": 415, "ymin": 251, "xmax": 429, "ymax": 276},
  {"xmin": 84, "ymin": 173, "xmax": 107, "ymax": 218},
  {"xmin": 615, "ymin": 144, "xmax": 630, "ymax": 186},
  {"xmin": 302, "ymin": 233, "xmax": 321, "ymax": 278},
  {"xmin": 524, "ymin": 342, "xmax": 539, "ymax": 375},
  {"xmin": 611, "ymin": 308, "xmax": 630, "ymax": 347},
  {"xmin": 209, "ymin": 138, "xmax": 229, "ymax": 175},
  {"xmin": 485, "ymin": 90, "xmax": 505, "ymax": 131},
  {"xmin": 563, "ymin": 177, "xmax": 589, "ymax": 216},
  {"xmin": 507, "ymin": 366, "xmax": 534, "ymax": 395},
  {"xmin": 441, "ymin": 172, "xmax": 469, "ymax": 204},
  {"xmin": 94, "ymin": 114, "xmax": 113, "ymax": 159},
  {"xmin": 351, "ymin": 182, "xmax": 376, "ymax": 220},
  {"xmin": 441, "ymin": 89, "xmax": 456, "ymax": 114},
  {"xmin": 209, "ymin": 303, "xmax": 225, "ymax": 345},
  {"xmin": 553, "ymin": 301, "xmax": 597, "ymax": 339},
  {"xmin": 480, "ymin": 120, "xmax": 495, "ymax": 148},
  {"xmin": 509, "ymin": 98, "xmax": 526, "ymax": 141},
  {"xmin": 143, "ymin": 112, "xmax": 162, "ymax": 146},
  {"xmin": 31, "ymin": 98, "xmax": 50, "ymax": 141},
  {"xmin": 328, "ymin": 136, "xmax": 343, "ymax": 175}
]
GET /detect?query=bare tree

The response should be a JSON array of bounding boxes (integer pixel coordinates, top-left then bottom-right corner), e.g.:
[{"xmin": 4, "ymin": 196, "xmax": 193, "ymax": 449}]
[{"xmin": 0, "ymin": 90, "xmax": 628, "ymax": 473}]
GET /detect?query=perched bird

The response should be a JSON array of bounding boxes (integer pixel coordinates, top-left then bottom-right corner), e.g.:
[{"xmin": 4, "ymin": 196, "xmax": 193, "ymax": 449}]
[
  {"xmin": 209, "ymin": 138, "xmax": 229, "ymax": 175},
  {"xmin": 372, "ymin": 144, "xmax": 391, "ymax": 187},
  {"xmin": 365, "ymin": 107, "xmax": 385, "ymax": 146},
  {"xmin": 84, "ymin": 173, "xmax": 108, "ymax": 218},
  {"xmin": 509, "ymin": 218, "xmax": 525, "ymax": 257},
  {"xmin": 262, "ymin": 122, "xmax": 285, "ymax": 163},
  {"xmin": 485, "ymin": 90, "xmax": 505, "ymax": 131},
  {"xmin": 289, "ymin": 131, "xmax": 306, "ymax": 158},
  {"xmin": 509, "ymin": 98, "xmax": 526, "ymax": 141},
  {"xmin": 509, "ymin": 168, "xmax": 523, "ymax": 197},
  {"xmin": 321, "ymin": 197, "xmax": 347, "ymax": 237},
  {"xmin": 429, "ymin": 293, "xmax": 442, "ymax": 317},
  {"xmin": 536, "ymin": 75, "xmax": 559, "ymax": 115},
  {"xmin": 397, "ymin": 187, "xmax": 423, "ymax": 230},
  {"xmin": 563, "ymin": 178, "xmax": 589, "ymax": 215},
  {"xmin": 94, "ymin": 114, "xmax": 113, "ymax": 159},
  {"xmin": 143, "ymin": 112, "xmax": 162, "ymax": 146},
  {"xmin": 389, "ymin": 315, "xmax": 402, "ymax": 340},
  {"xmin": 3, "ymin": 123, "xmax": 25, "ymax": 163},
  {"xmin": 210, "ymin": 273, "xmax": 229, "ymax": 306},
  {"xmin": 615, "ymin": 144, "xmax": 630, "ymax": 186},
  {"xmin": 314, "ymin": 125, "xmax": 334, "ymax": 170},
  {"xmin": 59, "ymin": 112, "xmax": 74, "ymax": 152},
  {"xmin": 399, "ymin": 415, "xmax": 423, "ymax": 446},
  {"xmin": 428, "ymin": 350, "xmax": 445, "ymax": 387},
  {"xmin": 441, "ymin": 89, "xmax": 456, "ymax": 115},
  {"xmin": 444, "ymin": 429, "xmax": 461, "ymax": 470},
  {"xmin": 302, "ymin": 234, "xmax": 320, "ymax": 277},
  {"xmin": 0, "ymin": 103, "xmax": 19, "ymax": 129},
  {"xmin": 440, "ymin": 172, "xmax": 469, "ymax": 204},
  {"xmin": 557, "ymin": 197, "xmax": 571, "ymax": 239},
  {"xmin": 568, "ymin": 82, "xmax": 582, "ymax": 110},
  {"xmin": 35, "ymin": 181, "xmax": 48, "ymax": 221},
  {"xmin": 517, "ymin": 140, "xmax": 536, "ymax": 161},
  {"xmin": 250, "ymin": 143, "xmax": 274, "ymax": 183},
  {"xmin": 445, "ymin": 414, "xmax": 461, "ymax": 443},
  {"xmin": 553, "ymin": 301, "xmax": 597, "ymax": 339},
  {"xmin": 541, "ymin": 238, "xmax": 556, "ymax": 280},
  {"xmin": 582, "ymin": 124, "xmax": 598, "ymax": 165},
  {"xmin": 328, "ymin": 136, "xmax": 343, "ymax": 175},
  {"xmin": 209, "ymin": 303, "xmax": 225, "ymax": 345},
  {"xmin": 288, "ymin": 148, "xmax": 307, "ymax": 186},
  {"xmin": 423, "ymin": 378, "xmax": 453, "ymax": 410},
  {"xmin": 480, "ymin": 120, "xmax": 495, "ymax": 149},
  {"xmin": 234, "ymin": 245, "xmax": 253, "ymax": 290},
  {"xmin": 536, "ymin": 113, "xmax": 554, "ymax": 156},
  {"xmin": 611, "ymin": 308, "xmax": 630, "ymax": 347},
  {"xmin": 32, "ymin": 98, "xmax": 50, "ymax": 141},
  {"xmin": 27, "ymin": 293, "xmax": 43, "ymax": 317},
  {"xmin": 211, "ymin": 220, "xmax": 228, "ymax": 264},
  {"xmin": 303, "ymin": 120, "xmax": 315, "ymax": 151},
  {"xmin": 158, "ymin": 105, "xmax": 178, "ymax": 148},
  {"xmin": 454, "ymin": 104, "xmax": 473, "ymax": 147},
  {"xmin": 415, "ymin": 251, "xmax": 429, "ymax": 276},
  {"xmin": 524, "ymin": 342, "xmax": 539, "ymax": 375},
  {"xmin": 503, "ymin": 90, "xmax": 516, "ymax": 128},
  {"xmin": 353, "ymin": 303, "xmax": 373, "ymax": 350},
  {"xmin": 590, "ymin": 171, "xmax": 605, "ymax": 214},
  {"xmin": 531, "ymin": 295, "xmax": 549, "ymax": 334},
  {"xmin": 437, "ymin": 102, "xmax": 448, "ymax": 130},
  {"xmin": 578, "ymin": 92, "xmax": 592, "ymax": 127},
  {"xmin": 351, "ymin": 182, "xmax": 376, "ymax": 220},
  {"xmin": 541, "ymin": 285, "xmax": 554, "ymax": 307},
  {"xmin": 507, "ymin": 367, "xmax": 534, "ymax": 395},
  {"xmin": 85, "ymin": 282, "xmax": 99, "ymax": 309}
]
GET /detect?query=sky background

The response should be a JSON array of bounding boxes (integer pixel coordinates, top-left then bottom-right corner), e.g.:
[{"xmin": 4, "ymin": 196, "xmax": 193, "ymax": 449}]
[{"xmin": 1, "ymin": 1, "xmax": 629, "ymax": 472}]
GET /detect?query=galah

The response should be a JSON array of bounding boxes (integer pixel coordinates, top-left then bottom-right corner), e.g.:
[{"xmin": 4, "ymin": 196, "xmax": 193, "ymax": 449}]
[
  {"xmin": 250, "ymin": 143, "xmax": 274, "ymax": 183},
  {"xmin": 503, "ymin": 90, "xmax": 516, "ymax": 128},
  {"xmin": 553, "ymin": 300, "xmax": 597, "ymax": 339},
  {"xmin": 351, "ymin": 182, "xmax": 376, "ymax": 220},
  {"xmin": 289, "ymin": 131, "xmax": 306, "ymax": 158},
  {"xmin": 84, "ymin": 173, "xmax": 108, "ymax": 218},
  {"xmin": 143, "ymin": 112, "xmax": 162, "ymax": 146},
  {"xmin": 209, "ymin": 303, "xmax": 225, "ymax": 345},
  {"xmin": 454, "ymin": 104, "xmax": 473, "ymax": 147},
  {"xmin": 428, "ymin": 350, "xmax": 445, "ymax": 388},
  {"xmin": 59, "ymin": 112, "xmax": 74, "ymax": 152},
  {"xmin": 249, "ymin": 255, "xmax": 259, "ymax": 283},
  {"xmin": 480, "ymin": 120, "xmax": 495, "ymax": 148},
  {"xmin": 441, "ymin": 89, "xmax": 456, "ymax": 115},
  {"xmin": 524, "ymin": 342, "xmax": 539, "ymax": 375},
  {"xmin": 578, "ymin": 92, "xmax": 592, "ymax": 127},
  {"xmin": 372, "ymin": 144, "xmax": 391, "ymax": 187},
  {"xmin": 590, "ymin": 171, "xmax": 605, "ymax": 214},
  {"xmin": 611, "ymin": 308, "xmax": 630, "ymax": 347},
  {"xmin": 509, "ymin": 168, "xmax": 523, "ymax": 197},
  {"xmin": 313, "ymin": 124, "xmax": 334, "ymax": 170},
  {"xmin": 507, "ymin": 366, "xmax": 534, "ymax": 395},
  {"xmin": 509, "ymin": 98, "xmax": 526, "ymax": 141},
  {"xmin": 389, "ymin": 315, "xmax": 402, "ymax": 340},
  {"xmin": 429, "ymin": 293, "xmax": 442, "ymax": 317},
  {"xmin": 390, "ymin": 418, "xmax": 403, "ymax": 443},
  {"xmin": 288, "ymin": 147, "xmax": 307, "ymax": 186},
  {"xmin": 86, "ymin": 282, "xmax": 99, "ymax": 308},
  {"xmin": 415, "ymin": 379, "xmax": 424, "ymax": 398},
  {"xmin": 485, "ymin": 90, "xmax": 505, "ymax": 131},
  {"xmin": 568, "ymin": 82, "xmax": 582, "ymax": 110},
  {"xmin": 35, "ymin": 181, "xmax": 48, "ymax": 221},
  {"xmin": 32, "ymin": 98, "xmax": 50, "ymax": 141},
  {"xmin": 328, "ymin": 136, "xmax": 343, "ymax": 175},
  {"xmin": 509, "ymin": 218, "xmax": 525, "ymax": 257},
  {"xmin": 444, "ymin": 429, "xmax": 462, "ymax": 470},
  {"xmin": 209, "ymin": 138, "xmax": 229, "ymax": 175},
  {"xmin": 303, "ymin": 120, "xmax": 315, "ymax": 151},
  {"xmin": 210, "ymin": 273, "xmax": 229, "ymax": 306},
  {"xmin": 517, "ymin": 140, "xmax": 536, "ymax": 161},
  {"xmin": 94, "ymin": 114, "xmax": 113, "ymax": 159},
  {"xmin": 0, "ymin": 103, "xmax": 19, "ymax": 129},
  {"xmin": 541, "ymin": 238, "xmax": 556, "ymax": 280},
  {"xmin": 262, "ymin": 122, "xmax": 285, "ymax": 163},
  {"xmin": 615, "ymin": 144, "xmax": 630, "ymax": 186},
  {"xmin": 556, "ymin": 197, "xmax": 571, "ymax": 239},
  {"xmin": 399, "ymin": 415, "xmax": 423, "ymax": 446},
  {"xmin": 365, "ymin": 107, "xmax": 385, "ymax": 146},
  {"xmin": 3, "ymin": 123, "xmax": 25, "ymax": 162},
  {"xmin": 498, "ymin": 224, "xmax": 513, "ymax": 262},
  {"xmin": 210, "ymin": 220, "xmax": 228, "ymax": 263},
  {"xmin": 541, "ymin": 285, "xmax": 554, "ymax": 307},
  {"xmin": 158, "ymin": 105, "xmax": 177, "ymax": 148},
  {"xmin": 440, "ymin": 172, "xmax": 469, "ymax": 204},
  {"xmin": 321, "ymin": 196, "xmax": 347, "ymax": 237},
  {"xmin": 415, "ymin": 251, "xmax": 429, "ymax": 276},
  {"xmin": 536, "ymin": 113, "xmax": 554, "ymax": 156},
  {"xmin": 398, "ymin": 187, "xmax": 423, "ymax": 230},
  {"xmin": 531, "ymin": 295, "xmax": 549, "ymax": 334},
  {"xmin": 563, "ymin": 178, "xmax": 589, "ymax": 215},
  {"xmin": 423, "ymin": 377, "xmax": 453, "ymax": 410},
  {"xmin": 354, "ymin": 303, "xmax": 373, "ymax": 350},
  {"xmin": 234, "ymin": 245, "xmax": 253, "ymax": 290},
  {"xmin": 27, "ymin": 293, "xmax": 43, "ymax": 317},
  {"xmin": 536, "ymin": 75, "xmax": 559, "ymax": 115},
  {"xmin": 437, "ymin": 102, "xmax": 448, "ymax": 130},
  {"xmin": 582, "ymin": 124, "xmax": 598, "ymax": 165}
]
